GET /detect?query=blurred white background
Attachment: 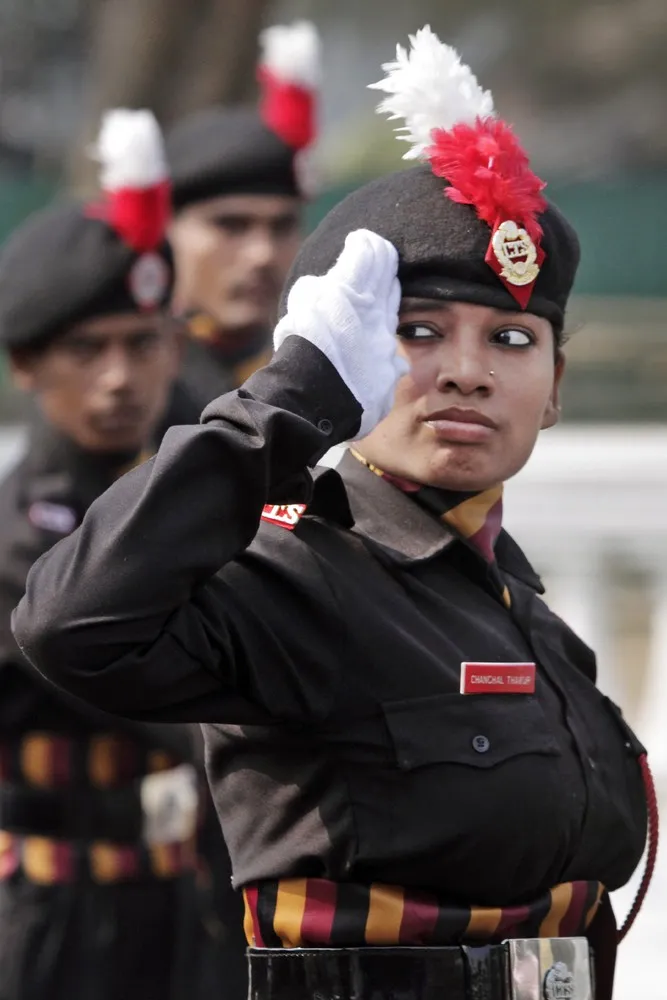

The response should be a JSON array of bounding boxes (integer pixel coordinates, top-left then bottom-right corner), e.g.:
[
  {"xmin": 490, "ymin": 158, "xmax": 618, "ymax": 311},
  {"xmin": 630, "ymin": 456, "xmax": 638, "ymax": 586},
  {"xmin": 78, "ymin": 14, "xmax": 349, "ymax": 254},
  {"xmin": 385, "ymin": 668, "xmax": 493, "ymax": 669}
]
[{"xmin": 505, "ymin": 426, "xmax": 667, "ymax": 1000}]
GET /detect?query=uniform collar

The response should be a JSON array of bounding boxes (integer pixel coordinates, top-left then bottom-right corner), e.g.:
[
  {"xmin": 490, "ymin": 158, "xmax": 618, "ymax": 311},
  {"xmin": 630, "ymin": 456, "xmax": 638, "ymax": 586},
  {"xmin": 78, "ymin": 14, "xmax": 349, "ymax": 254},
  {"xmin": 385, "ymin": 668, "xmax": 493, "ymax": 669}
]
[
  {"xmin": 187, "ymin": 311, "xmax": 271, "ymax": 363},
  {"xmin": 312, "ymin": 448, "xmax": 543, "ymax": 592}
]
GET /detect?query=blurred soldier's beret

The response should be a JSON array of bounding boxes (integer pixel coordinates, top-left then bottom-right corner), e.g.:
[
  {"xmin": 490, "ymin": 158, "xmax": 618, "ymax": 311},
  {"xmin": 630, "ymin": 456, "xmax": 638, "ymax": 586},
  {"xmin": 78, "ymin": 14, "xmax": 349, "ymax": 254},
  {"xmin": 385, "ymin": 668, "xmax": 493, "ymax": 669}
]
[
  {"xmin": 284, "ymin": 27, "xmax": 580, "ymax": 333},
  {"xmin": 167, "ymin": 107, "xmax": 301, "ymax": 208},
  {"xmin": 0, "ymin": 110, "xmax": 174, "ymax": 351},
  {"xmin": 167, "ymin": 21, "xmax": 320, "ymax": 211}
]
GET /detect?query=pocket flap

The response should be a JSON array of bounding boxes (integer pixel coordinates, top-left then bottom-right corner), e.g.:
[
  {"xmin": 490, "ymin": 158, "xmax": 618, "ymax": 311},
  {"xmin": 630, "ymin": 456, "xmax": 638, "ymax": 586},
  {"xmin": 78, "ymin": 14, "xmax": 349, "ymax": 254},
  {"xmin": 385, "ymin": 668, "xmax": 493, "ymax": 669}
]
[{"xmin": 383, "ymin": 692, "xmax": 560, "ymax": 770}]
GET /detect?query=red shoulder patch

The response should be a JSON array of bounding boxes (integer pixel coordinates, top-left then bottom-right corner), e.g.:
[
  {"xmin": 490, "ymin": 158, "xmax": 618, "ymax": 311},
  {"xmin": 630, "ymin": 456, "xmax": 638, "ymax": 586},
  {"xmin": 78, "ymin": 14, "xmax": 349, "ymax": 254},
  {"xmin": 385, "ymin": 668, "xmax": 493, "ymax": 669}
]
[{"xmin": 261, "ymin": 504, "xmax": 307, "ymax": 531}]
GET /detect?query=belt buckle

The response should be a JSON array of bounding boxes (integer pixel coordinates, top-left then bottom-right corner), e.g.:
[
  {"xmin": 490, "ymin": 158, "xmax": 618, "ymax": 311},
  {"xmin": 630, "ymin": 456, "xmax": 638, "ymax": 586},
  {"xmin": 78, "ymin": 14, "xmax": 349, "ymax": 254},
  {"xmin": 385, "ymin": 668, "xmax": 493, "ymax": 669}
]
[{"xmin": 504, "ymin": 937, "xmax": 593, "ymax": 1000}]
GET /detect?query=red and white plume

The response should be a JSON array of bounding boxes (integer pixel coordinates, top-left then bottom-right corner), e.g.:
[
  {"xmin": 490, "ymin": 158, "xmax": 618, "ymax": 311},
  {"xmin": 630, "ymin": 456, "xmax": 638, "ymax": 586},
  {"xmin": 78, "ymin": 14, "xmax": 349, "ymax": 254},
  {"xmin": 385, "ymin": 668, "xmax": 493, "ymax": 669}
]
[
  {"xmin": 91, "ymin": 109, "xmax": 171, "ymax": 253},
  {"xmin": 258, "ymin": 20, "xmax": 320, "ymax": 151},
  {"xmin": 370, "ymin": 26, "xmax": 548, "ymax": 308}
]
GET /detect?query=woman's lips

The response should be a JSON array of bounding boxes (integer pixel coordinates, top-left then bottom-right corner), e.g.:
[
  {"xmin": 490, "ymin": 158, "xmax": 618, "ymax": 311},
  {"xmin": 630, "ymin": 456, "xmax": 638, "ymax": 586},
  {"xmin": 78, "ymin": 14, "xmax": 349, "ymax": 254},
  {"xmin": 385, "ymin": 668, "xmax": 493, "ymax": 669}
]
[{"xmin": 423, "ymin": 408, "xmax": 498, "ymax": 444}]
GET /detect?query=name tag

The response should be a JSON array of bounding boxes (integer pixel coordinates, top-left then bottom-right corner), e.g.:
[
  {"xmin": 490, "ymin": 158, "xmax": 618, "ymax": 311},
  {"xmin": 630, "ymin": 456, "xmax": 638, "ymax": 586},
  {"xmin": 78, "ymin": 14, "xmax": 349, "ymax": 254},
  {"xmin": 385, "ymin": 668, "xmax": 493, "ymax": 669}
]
[
  {"xmin": 261, "ymin": 504, "xmax": 307, "ymax": 530},
  {"xmin": 460, "ymin": 662, "xmax": 536, "ymax": 695}
]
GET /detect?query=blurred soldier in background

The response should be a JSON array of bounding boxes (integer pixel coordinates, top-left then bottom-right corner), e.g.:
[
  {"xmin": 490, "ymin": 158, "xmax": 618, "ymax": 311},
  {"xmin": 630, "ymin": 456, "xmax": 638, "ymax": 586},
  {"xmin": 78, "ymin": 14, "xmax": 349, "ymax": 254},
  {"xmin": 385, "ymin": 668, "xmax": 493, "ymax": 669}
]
[
  {"xmin": 0, "ymin": 110, "xmax": 203, "ymax": 1000},
  {"xmin": 165, "ymin": 21, "xmax": 320, "ymax": 406},
  {"xmin": 158, "ymin": 27, "xmax": 324, "ymax": 1000}
]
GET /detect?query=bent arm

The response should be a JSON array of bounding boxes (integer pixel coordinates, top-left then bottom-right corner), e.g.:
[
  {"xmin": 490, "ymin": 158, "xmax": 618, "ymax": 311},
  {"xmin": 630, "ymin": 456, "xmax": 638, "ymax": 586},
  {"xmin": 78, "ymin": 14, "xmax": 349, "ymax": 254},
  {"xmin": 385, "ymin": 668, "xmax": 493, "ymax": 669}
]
[{"xmin": 12, "ymin": 338, "xmax": 361, "ymax": 720}]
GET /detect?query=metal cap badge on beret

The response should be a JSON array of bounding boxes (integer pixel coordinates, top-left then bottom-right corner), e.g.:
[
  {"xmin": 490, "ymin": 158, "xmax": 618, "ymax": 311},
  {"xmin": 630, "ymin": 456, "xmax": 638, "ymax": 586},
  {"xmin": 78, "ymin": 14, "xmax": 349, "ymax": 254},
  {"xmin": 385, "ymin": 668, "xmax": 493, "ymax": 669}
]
[
  {"xmin": 167, "ymin": 21, "xmax": 321, "ymax": 209},
  {"xmin": 0, "ymin": 109, "xmax": 174, "ymax": 350},
  {"xmin": 283, "ymin": 27, "xmax": 579, "ymax": 331}
]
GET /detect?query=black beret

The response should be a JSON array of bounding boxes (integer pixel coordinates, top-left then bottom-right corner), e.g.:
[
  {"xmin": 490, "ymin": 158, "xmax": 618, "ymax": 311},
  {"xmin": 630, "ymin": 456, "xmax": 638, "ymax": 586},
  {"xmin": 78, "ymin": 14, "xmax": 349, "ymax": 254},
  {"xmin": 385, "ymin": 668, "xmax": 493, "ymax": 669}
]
[
  {"xmin": 282, "ymin": 164, "xmax": 579, "ymax": 331},
  {"xmin": 0, "ymin": 201, "xmax": 174, "ymax": 351},
  {"xmin": 166, "ymin": 106, "xmax": 301, "ymax": 210}
]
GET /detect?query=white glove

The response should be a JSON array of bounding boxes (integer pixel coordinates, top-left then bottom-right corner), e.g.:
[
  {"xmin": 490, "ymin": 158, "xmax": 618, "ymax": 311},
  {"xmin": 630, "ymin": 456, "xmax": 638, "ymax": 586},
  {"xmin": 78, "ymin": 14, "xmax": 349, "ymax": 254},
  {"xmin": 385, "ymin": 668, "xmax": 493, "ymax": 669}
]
[
  {"xmin": 140, "ymin": 764, "xmax": 199, "ymax": 845},
  {"xmin": 274, "ymin": 228, "xmax": 409, "ymax": 439}
]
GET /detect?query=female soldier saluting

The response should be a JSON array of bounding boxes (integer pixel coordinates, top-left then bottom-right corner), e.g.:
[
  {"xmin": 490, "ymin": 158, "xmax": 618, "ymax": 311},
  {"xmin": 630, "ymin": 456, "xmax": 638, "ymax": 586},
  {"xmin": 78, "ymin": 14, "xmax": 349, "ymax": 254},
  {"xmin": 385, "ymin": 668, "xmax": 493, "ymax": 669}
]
[{"xmin": 12, "ymin": 28, "xmax": 656, "ymax": 1000}]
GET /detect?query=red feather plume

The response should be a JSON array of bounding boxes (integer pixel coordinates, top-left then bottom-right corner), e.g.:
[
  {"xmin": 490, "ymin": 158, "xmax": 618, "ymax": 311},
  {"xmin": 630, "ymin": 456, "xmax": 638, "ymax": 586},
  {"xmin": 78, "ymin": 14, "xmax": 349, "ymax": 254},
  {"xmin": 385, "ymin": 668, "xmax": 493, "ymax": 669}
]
[
  {"xmin": 426, "ymin": 117, "xmax": 547, "ymax": 241},
  {"xmin": 85, "ymin": 180, "xmax": 171, "ymax": 254},
  {"xmin": 106, "ymin": 180, "xmax": 171, "ymax": 253},
  {"xmin": 258, "ymin": 66, "xmax": 316, "ymax": 151}
]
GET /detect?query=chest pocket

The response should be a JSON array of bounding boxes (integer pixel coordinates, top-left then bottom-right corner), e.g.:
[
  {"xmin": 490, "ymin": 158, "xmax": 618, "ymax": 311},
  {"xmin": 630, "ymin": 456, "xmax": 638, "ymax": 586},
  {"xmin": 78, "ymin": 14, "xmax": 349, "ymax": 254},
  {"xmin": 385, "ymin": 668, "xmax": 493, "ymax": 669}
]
[{"xmin": 382, "ymin": 692, "xmax": 560, "ymax": 770}]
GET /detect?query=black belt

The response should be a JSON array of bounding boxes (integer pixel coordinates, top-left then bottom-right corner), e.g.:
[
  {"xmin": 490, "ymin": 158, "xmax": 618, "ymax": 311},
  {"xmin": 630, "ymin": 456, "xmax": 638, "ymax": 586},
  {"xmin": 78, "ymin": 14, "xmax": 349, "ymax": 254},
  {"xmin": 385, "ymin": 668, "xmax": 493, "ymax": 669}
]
[
  {"xmin": 0, "ymin": 783, "xmax": 143, "ymax": 842},
  {"xmin": 248, "ymin": 942, "xmax": 597, "ymax": 1000},
  {"xmin": 248, "ymin": 946, "xmax": 506, "ymax": 1000}
]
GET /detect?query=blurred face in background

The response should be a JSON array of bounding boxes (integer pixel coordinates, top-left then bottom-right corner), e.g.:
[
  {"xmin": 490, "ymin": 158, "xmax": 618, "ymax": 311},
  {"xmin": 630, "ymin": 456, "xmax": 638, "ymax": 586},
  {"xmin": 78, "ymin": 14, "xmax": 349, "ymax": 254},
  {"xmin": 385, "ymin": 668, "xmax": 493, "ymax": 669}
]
[
  {"xmin": 169, "ymin": 193, "xmax": 302, "ymax": 341},
  {"xmin": 11, "ymin": 312, "xmax": 182, "ymax": 454}
]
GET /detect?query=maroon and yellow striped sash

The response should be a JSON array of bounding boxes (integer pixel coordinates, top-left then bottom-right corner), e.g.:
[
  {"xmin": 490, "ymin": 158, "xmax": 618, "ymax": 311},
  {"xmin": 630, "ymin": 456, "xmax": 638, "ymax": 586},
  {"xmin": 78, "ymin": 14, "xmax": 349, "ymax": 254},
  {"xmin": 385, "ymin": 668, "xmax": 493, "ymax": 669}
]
[
  {"xmin": 0, "ymin": 732, "xmax": 196, "ymax": 885},
  {"xmin": 243, "ymin": 878, "xmax": 604, "ymax": 948},
  {"xmin": 0, "ymin": 830, "xmax": 197, "ymax": 885},
  {"xmin": 0, "ymin": 732, "xmax": 173, "ymax": 790}
]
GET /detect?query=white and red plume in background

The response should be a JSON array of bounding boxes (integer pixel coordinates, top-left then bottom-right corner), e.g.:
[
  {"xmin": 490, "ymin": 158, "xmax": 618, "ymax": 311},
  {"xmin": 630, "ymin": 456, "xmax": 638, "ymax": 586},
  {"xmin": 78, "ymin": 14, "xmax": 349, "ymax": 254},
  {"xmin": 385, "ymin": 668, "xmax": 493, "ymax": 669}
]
[
  {"xmin": 258, "ymin": 20, "xmax": 320, "ymax": 151},
  {"xmin": 91, "ymin": 109, "xmax": 171, "ymax": 253}
]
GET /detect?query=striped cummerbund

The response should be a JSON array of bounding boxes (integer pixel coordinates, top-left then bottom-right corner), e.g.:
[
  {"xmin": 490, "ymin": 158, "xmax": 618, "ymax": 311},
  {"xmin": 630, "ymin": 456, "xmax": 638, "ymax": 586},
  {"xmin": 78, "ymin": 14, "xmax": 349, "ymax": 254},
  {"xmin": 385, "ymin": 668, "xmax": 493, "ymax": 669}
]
[{"xmin": 243, "ymin": 877, "xmax": 604, "ymax": 948}]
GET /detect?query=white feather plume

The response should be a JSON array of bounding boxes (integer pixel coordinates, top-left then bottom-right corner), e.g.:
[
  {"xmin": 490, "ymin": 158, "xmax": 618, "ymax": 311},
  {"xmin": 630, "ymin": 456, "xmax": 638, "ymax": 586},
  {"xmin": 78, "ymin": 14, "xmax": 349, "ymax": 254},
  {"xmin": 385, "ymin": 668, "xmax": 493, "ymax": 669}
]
[
  {"xmin": 92, "ymin": 109, "xmax": 168, "ymax": 190},
  {"xmin": 259, "ymin": 20, "xmax": 321, "ymax": 90},
  {"xmin": 369, "ymin": 25, "xmax": 494, "ymax": 160}
]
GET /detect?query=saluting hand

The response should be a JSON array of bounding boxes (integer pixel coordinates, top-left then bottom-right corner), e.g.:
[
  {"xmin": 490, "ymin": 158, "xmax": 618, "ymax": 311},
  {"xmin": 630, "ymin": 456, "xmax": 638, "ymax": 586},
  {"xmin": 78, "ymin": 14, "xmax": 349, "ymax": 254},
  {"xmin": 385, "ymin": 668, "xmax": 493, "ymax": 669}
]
[{"xmin": 274, "ymin": 228, "xmax": 409, "ymax": 439}]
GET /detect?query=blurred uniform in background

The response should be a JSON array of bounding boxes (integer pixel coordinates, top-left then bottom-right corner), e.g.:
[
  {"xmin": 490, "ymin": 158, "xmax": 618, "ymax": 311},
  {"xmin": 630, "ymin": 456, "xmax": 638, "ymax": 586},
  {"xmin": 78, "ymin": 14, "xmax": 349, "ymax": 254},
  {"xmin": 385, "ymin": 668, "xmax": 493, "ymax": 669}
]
[
  {"xmin": 165, "ymin": 21, "xmax": 321, "ymax": 406},
  {"xmin": 158, "ymin": 25, "xmax": 325, "ymax": 1000},
  {"xmin": 0, "ymin": 110, "xmax": 203, "ymax": 1000}
]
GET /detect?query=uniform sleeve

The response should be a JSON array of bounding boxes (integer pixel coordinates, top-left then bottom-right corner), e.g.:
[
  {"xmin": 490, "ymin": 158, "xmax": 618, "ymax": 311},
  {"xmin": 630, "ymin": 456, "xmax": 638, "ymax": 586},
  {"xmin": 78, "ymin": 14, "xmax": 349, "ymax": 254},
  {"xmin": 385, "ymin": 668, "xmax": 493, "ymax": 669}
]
[
  {"xmin": 0, "ymin": 474, "xmax": 66, "ymax": 693},
  {"xmin": 0, "ymin": 523, "xmax": 44, "ymax": 726},
  {"xmin": 11, "ymin": 337, "xmax": 362, "ymax": 722}
]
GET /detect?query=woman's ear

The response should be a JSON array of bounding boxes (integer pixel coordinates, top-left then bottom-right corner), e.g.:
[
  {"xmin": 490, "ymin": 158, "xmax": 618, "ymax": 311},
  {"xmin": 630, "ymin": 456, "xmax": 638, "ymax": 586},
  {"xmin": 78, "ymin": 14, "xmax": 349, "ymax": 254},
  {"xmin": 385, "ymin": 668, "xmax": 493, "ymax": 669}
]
[{"xmin": 541, "ymin": 351, "xmax": 566, "ymax": 430}]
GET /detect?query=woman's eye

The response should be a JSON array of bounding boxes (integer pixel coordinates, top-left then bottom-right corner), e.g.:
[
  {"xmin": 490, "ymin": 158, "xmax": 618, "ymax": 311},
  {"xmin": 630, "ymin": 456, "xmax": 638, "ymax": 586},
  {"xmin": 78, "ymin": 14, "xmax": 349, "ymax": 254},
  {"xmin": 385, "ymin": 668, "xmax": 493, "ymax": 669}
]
[
  {"xmin": 493, "ymin": 327, "xmax": 534, "ymax": 347},
  {"xmin": 396, "ymin": 323, "xmax": 440, "ymax": 341}
]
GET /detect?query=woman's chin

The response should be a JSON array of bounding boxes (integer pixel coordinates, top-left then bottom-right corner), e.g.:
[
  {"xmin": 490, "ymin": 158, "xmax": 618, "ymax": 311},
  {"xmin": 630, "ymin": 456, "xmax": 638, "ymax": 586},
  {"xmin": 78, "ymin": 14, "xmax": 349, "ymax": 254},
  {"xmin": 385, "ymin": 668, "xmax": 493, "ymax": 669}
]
[{"xmin": 419, "ymin": 447, "xmax": 500, "ymax": 492}]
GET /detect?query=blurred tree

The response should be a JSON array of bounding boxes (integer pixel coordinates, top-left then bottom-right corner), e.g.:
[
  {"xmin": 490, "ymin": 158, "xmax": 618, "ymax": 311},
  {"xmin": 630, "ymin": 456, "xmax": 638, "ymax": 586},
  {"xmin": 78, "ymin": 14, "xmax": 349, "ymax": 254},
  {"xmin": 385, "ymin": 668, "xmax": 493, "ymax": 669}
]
[
  {"xmin": 68, "ymin": 0, "xmax": 271, "ymax": 194},
  {"xmin": 166, "ymin": 0, "xmax": 269, "ymax": 120}
]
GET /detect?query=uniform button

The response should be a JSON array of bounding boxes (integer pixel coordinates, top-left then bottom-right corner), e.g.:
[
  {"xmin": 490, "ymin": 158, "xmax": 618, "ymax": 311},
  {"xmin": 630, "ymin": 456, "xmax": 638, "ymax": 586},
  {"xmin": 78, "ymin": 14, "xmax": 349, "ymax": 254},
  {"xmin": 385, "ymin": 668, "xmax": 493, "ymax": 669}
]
[
  {"xmin": 472, "ymin": 735, "xmax": 490, "ymax": 753},
  {"xmin": 317, "ymin": 418, "xmax": 333, "ymax": 435}
]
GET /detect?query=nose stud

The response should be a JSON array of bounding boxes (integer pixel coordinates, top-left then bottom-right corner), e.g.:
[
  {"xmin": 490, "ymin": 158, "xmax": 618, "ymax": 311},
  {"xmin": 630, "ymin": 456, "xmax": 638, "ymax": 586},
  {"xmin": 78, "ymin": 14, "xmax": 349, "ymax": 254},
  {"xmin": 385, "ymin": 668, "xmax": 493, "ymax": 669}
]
[{"xmin": 489, "ymin": 370, "xmax": 495, "ymax": 376}]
